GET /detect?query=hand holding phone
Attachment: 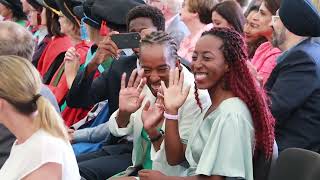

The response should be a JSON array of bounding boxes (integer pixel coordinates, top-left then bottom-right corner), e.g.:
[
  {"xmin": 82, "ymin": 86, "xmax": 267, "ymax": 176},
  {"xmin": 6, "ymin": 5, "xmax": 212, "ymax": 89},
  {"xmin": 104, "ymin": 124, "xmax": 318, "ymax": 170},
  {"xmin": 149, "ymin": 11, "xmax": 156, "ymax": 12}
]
[{"xmin": 111, "ymin": 32, "xmax": 141, "ymax": 49}]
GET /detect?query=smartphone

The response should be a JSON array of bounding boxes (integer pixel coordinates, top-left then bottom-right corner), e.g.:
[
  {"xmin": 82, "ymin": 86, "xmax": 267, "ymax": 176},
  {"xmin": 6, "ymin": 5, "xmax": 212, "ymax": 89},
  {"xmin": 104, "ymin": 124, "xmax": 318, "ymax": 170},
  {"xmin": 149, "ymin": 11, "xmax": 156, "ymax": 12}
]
[{"xmin": 110, "ymin": 32, "xmax": 141, "ymax": 49}]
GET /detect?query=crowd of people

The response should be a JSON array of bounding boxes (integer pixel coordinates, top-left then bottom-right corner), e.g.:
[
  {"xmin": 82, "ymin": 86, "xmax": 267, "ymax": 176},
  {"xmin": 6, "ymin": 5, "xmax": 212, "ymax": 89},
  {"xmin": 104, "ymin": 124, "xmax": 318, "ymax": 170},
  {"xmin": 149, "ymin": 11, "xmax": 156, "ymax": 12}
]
[{"xmin": 0, "ymin": 0, "xmax": 320, "ymax": 179}]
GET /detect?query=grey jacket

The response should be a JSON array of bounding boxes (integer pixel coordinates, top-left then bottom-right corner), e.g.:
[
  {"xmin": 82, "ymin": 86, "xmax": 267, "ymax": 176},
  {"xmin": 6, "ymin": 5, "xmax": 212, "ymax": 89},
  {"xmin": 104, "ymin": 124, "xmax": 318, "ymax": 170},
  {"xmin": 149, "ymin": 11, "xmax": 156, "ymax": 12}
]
[{"xmin": 166, "ymin": 14, "xmax": 190, "ymax": 48}]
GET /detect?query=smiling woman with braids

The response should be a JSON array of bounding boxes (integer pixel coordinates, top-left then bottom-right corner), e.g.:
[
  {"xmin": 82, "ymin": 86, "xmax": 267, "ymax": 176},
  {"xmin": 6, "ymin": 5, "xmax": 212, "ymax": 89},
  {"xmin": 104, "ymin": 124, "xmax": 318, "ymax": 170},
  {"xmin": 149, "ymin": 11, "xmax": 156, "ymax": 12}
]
[
  {"xmin": 139, "ymin": 27, "xmax": 275, "ymax": 180},
  {"xmin": 108, "ymin": 31, "xmax": 210, "ymax": 179}
]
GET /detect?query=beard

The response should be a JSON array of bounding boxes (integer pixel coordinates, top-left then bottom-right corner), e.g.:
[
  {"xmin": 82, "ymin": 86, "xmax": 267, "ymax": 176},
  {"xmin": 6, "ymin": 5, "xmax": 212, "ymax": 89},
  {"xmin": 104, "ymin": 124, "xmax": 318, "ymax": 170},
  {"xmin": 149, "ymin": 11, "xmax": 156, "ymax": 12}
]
[{"xmin": 271, "ymin": 27, "xmax": 287, "ymax": 49}]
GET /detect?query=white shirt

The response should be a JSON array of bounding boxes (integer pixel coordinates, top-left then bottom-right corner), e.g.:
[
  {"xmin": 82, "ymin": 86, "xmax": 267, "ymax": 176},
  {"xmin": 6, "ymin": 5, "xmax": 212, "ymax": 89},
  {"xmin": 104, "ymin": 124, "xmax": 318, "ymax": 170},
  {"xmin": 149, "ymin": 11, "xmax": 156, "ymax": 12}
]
[
  {"xmin": 109, "ymin": 66, "xmax": 211, "ymax": 176},
  {"xmin": 0, "ymin": 129, "xmax": 80, "ymax": 180}
]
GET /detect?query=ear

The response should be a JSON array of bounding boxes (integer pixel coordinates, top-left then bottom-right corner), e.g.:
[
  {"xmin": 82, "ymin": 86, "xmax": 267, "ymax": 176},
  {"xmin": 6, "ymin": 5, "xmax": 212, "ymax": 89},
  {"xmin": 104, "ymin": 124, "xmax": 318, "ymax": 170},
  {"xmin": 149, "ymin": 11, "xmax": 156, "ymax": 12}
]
[
  {"xmin": 0, "ymin": 98, "xmax": 6, "ymax": 113},
  {"xmin": 224, "ymin": 63, "xmax": 230, "ymax": 73},
  {"xmin": 192, "ymin": 12, "xmax": 199, "ymax": 19},
  {"xmin": 175, "ymin": 59, "xmax": 182, "ymax": 71}
]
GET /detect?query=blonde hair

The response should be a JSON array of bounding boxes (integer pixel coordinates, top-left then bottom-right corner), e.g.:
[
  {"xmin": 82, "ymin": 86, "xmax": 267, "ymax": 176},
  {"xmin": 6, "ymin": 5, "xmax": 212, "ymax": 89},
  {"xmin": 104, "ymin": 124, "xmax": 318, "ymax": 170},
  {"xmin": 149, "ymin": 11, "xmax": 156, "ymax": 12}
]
[{"xmin": 0, "ymin": 55, "xmax": 69, "ymax": 141}]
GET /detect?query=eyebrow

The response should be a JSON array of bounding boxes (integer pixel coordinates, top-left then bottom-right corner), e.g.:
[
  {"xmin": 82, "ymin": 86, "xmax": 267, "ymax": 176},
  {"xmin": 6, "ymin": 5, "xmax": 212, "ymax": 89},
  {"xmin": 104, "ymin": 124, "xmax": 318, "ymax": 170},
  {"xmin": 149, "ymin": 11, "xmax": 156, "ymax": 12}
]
[
  {"xmin": 202, "ymin": 51, "xmax": 215, "ymax": 55},
  {"xmin": 141, "ymin": 64, "xmax": 168, "ymax": 68}
]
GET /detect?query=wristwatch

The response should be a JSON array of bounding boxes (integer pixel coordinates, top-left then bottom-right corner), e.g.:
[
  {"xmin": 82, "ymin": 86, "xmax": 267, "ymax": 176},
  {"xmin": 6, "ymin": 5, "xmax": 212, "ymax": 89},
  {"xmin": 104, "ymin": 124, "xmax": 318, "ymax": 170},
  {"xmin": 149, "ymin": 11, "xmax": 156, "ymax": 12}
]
[{"xmin": 148, "ymin": 129, "xmax": 165, "ymax": 142}]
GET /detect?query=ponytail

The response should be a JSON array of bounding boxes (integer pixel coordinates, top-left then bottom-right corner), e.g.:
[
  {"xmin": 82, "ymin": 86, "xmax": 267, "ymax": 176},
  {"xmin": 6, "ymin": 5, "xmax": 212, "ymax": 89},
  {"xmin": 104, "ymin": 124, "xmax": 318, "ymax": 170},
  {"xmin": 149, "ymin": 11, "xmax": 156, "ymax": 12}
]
[
  {"xmin": 34, "ymin": 96, "xmax": 69, "ymax": 141},
  {"xmin": 0, "ymin": 55, "xmax": 68, "ymax": 142}
]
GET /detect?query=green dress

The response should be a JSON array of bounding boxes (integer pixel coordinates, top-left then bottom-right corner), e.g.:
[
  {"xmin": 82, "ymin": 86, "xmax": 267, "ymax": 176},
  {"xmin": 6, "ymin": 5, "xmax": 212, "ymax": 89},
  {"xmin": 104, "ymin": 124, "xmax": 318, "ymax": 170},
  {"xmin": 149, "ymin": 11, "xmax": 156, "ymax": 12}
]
[{"xmin": 185, "ymin": 97, "xmax": 254, "ymax": 180}]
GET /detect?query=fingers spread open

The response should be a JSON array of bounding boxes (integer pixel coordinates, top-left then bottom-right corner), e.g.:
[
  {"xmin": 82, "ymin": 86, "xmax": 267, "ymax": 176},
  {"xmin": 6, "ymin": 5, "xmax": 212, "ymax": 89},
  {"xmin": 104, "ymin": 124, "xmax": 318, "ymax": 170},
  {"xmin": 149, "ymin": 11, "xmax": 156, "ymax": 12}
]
[
  {"xmin": 169, "ymin": 69, "xmax": 174, "ymax": 86},
  {"xmin": 120, "ymin": 73, "xmax": 127, "ymax": 89},
  {"xmin": 143, "ymin": 100, "xmax": 151, "ymax": 112},
  {"xmin": 137, "ymin": 94, "xmax": 146, "ymax": 107},
  {"xmin": 160, "ymin": 81, "xmax": 167, "ymax": 92},
  {"xmin": 179, "ymin": 71, "xmax": 184, "ymax": 91},
  {"xmin": 137, "ymin": 77, "xmax": 146, "ymax": 93},
  {"xmin": 133, "ymin": 69, "xmax": 143, "ymax": 88},
  {"xmin": 174, "ymin": 67, "xmax": 179, "ymax": 85},
  {"xmin": 127, "ymin": 69, "xmax": 137, "ymax": 87}
]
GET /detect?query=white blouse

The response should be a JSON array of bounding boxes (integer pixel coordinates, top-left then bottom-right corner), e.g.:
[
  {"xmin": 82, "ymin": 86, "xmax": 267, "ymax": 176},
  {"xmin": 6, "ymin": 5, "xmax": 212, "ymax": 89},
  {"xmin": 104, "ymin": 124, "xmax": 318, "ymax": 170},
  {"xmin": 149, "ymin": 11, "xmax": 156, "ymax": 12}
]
[{"xmin": 0, "ymin": 129, "xmax": 80, "ymax": 180}]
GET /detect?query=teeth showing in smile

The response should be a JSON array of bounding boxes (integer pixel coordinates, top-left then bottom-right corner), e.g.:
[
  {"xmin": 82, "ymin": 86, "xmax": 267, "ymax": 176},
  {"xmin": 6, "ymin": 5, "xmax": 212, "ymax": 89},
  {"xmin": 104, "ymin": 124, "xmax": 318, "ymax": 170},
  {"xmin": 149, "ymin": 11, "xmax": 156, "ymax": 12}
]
[{"xmin": 194, "ymin": 73, "xmax": 207, "ymax": 81}]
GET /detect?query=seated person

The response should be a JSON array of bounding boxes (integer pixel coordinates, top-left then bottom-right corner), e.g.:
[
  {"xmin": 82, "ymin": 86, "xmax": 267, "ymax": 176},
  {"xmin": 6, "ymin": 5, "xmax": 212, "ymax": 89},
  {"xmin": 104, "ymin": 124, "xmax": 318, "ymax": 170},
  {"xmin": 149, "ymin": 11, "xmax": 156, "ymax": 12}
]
[
  {"xmin": 0, "ymin": 56, "xmax": 79, "ymax": 179},
  {"xmin": 249, "ymin": 0, "xmax": 282, "ymax": 85},
  {"xmin": 109, "ymin": 31, "xmax": 210, "ymax": 179},
  {"xmin": 137, "ymin": 27, "xmax": 275, "ymax": 180},
  {"xmin": 266, "ymin": 0, "xmax": 320, "ymax": 153},
  {"xmin": 244, "ymin": 4, "xmax": 267, "ymax": 59},
  {"xmin": 0, "ymin": 21, "xmax": 59, "ymax": 168},
  {"xmin": 211, "ymin": 0, "xmax": 245, "ymax": 34}
]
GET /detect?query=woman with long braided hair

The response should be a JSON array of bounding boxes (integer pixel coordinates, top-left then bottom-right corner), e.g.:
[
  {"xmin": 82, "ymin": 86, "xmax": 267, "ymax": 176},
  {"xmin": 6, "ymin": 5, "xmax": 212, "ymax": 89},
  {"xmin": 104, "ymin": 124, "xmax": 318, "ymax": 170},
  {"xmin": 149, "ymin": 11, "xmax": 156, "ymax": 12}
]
[{"xmin": 139, "ymin": 27, "xmax": 275, "ymax": 180}]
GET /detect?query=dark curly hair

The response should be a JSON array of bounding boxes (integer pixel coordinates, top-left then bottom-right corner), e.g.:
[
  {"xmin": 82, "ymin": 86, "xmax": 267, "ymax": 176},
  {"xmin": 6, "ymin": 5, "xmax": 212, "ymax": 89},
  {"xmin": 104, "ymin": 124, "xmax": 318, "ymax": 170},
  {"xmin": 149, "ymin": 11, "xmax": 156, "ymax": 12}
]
[
  {"xmin": 126, "ymin": 5, "xmax": 165, "ymax": 31},
  {"xmin": 201, "ymin": 27, "xmax": 275, "ymax": 158}
]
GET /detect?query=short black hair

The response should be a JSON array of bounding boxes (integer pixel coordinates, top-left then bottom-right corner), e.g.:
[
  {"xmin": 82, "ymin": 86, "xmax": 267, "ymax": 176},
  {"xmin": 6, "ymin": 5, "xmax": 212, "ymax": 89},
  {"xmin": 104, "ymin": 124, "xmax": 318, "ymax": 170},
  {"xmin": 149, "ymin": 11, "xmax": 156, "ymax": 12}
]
[{"xmin": 126, "ymin": 5, "xmax": 165, "ymax": 31}]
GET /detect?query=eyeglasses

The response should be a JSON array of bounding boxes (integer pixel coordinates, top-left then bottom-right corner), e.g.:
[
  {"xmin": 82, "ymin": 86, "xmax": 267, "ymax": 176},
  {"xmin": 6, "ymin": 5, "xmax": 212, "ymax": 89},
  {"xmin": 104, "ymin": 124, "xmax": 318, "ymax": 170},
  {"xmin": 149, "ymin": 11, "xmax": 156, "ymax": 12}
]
[{"xmin": 271, "ymin": 15, "xmax": 280, "ymax": 24}]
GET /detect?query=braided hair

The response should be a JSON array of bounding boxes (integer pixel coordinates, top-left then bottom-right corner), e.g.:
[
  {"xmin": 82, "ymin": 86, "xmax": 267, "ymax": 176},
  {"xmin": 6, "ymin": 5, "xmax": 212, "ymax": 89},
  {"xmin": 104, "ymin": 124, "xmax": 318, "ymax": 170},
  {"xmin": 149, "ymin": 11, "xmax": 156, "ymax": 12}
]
[
  {"xmin": 141, "ymin": 31, "xmax": 203, "ymax": 111},
  {"xmin": 140, "ymin": 31, "xmax": 179, "ymax": 67},
  {"xmin": 201, "ymin": 27, "xmax": 275, "ymax": 158}
]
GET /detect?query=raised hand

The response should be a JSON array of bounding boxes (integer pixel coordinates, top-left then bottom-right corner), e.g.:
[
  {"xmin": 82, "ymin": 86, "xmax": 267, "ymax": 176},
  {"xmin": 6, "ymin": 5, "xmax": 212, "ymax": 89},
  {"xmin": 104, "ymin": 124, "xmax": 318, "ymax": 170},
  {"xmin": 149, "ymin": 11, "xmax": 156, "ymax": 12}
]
[
  {"xmin": 64, "ymin": 47, "xmax": 81, "ymax": 88},
  {"xmin": 141, "ymin": 96, "xmax": 164, "ymax": 131},
  {"xmin": 161, "ymin": 67, "xmax": 190, "ymax": 114},
  {"xmin": 92, "ymin": 32, "xmax": 119, "ymax": 65},
  {"xmin": 119, "ymin": 69, "xmax": 146, "ymax": 114}
]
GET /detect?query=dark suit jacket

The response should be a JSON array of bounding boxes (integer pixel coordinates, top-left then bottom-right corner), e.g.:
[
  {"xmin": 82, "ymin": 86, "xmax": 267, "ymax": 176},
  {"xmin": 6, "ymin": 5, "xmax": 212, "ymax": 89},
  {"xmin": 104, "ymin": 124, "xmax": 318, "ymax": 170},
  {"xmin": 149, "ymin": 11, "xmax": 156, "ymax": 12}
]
[
  {"xmin": 66, "ymin": 55, "xmax": 138, "ymax": 117},
  {"xmin": 265, "ymin": 38, "xmax": 320, "ymax": 153}
]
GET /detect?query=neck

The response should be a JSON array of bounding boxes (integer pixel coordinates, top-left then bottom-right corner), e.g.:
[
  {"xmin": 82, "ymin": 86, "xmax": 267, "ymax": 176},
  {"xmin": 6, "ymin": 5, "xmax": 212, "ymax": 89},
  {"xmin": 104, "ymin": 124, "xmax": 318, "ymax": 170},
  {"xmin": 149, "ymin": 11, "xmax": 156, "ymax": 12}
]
[
  {"xmin": 70, "ymin": 35, "xmax": 82, "ymax": 46},
  {"xmin": 165, "ymin": 12, "xmax": 175, "ymax": 21},
  {"xmin": 185, "ymin": 19, "xmax": 206, "ymax": 36},
  {"xmin": 2, "ymin": 112, "xmax": 37, "ymax": 145},
  {"xmin": 208, "ymin": 84, "xmax": 235, "ymax": 108},
  {"xmin": 280, "ymin": 34, "xmax": 306, "ymax": 51},
  {"xmin": 4, "ymin": 12, "xmax": 13, "ymax": 21}
]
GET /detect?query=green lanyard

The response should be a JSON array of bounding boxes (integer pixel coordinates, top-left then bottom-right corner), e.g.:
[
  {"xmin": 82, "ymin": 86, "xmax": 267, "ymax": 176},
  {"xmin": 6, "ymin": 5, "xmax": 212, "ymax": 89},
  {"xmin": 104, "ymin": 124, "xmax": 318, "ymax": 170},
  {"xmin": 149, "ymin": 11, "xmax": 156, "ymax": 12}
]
[{"xmin": 141, "ymin": 128, "xmax": 153, "ymax": 169}]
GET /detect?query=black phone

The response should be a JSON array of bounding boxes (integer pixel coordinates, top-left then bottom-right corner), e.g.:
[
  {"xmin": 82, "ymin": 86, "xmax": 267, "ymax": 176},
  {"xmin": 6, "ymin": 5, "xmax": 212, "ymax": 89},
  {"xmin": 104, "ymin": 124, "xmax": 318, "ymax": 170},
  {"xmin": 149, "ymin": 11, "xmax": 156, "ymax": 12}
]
[{"xmin": 110, "ymin": 32, "xmax": 141, "ymax": 49}]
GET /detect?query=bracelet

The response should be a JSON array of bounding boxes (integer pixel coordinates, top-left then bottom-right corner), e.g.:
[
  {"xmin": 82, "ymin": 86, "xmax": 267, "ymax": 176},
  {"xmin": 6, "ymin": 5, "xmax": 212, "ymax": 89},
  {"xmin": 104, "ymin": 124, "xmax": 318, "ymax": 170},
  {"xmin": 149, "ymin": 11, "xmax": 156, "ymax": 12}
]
[
  {"xmin": 164, "ymin": 112, "xmax": 179, "ymax": 120},
  {"xmin": 148, "ymin": 129, "xmax": 165, "ymax": 142}
]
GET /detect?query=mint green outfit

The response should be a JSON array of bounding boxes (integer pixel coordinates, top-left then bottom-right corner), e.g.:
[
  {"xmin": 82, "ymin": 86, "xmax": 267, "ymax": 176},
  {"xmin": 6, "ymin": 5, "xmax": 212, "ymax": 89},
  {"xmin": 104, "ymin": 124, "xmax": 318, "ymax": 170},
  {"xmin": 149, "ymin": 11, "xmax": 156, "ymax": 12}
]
[
  {"xmin": 185, "ymin": 98, "xmax": 254, "ymax": 180},
  {"xmin": 16, "ymin": 20, "xmax": 26, "ymax": 27},
  {"xmin": 108, "ymin": 66, "xmax": 211, "ymax": 176}
]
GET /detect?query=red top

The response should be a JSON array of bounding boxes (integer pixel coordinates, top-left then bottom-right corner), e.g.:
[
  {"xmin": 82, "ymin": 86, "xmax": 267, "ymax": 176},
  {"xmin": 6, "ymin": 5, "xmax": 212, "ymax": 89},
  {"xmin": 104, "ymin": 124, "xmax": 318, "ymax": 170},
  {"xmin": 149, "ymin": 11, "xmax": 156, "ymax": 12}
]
[
  {"xmin": 37, "ymin": 36, "xmax": 72, "ymax": 77},
  {"xmin": 48, "ymin": 41, "xmax": 90, "ymax": 104}
]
